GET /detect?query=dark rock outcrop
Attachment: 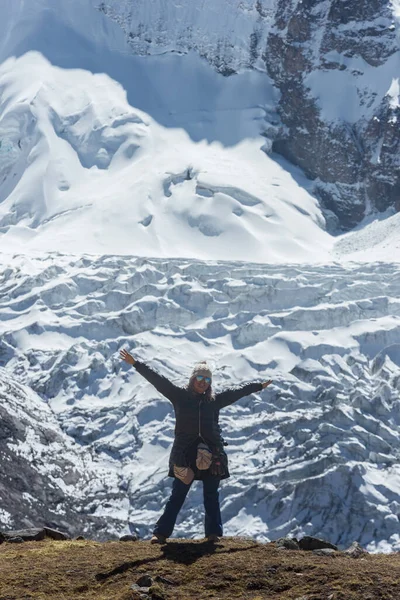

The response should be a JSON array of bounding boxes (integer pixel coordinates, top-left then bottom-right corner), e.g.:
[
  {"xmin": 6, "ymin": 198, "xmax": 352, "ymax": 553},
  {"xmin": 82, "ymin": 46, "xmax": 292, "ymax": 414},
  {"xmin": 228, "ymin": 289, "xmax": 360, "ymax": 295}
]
[
  {"xmin": 120, "ymin": 534, "xmax": 139, "ymax": 542},
  {"xmin": 0, "ymin": 371, "xmax": 130, "ymax": 541},
  {"xmin": 275, "ymin": 537, "xmax": 300, "ymax": 550},
  {"xmin": 298, "ymin": 536, "xmax": 338, "ymax": 551},
  {"xmin": 0, "ymin": 527, "xmax": 70, "ymax": 542},
  {"xmin": 3, "ymin": 528, "xmax": 46, "ymax": 542},
  {"xmin": 265, "ymin": 0, "xmax": 400, "ymax": 229}
]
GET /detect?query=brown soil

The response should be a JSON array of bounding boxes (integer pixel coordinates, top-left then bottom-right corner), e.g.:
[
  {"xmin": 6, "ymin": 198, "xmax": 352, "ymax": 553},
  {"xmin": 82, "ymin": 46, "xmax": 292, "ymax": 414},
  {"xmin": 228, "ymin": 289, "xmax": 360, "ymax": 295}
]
[{"xmin": 0, "ymin": 537, "xmax": 399, "ymax": 600}]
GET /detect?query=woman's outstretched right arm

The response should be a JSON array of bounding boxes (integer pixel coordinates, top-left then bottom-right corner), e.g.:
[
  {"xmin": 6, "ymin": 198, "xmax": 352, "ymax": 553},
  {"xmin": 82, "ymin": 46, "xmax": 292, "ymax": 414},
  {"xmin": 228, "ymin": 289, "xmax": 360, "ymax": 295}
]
[{"xmin": 120, "ymin": 349, "xmax": 181, "ymax": 403}]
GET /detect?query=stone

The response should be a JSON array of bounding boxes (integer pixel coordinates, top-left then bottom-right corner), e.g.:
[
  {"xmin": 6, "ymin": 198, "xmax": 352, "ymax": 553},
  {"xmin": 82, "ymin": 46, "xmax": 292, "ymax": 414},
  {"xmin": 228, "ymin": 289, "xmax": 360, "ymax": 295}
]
[
  {"xmin": 3, "ymin": 528, "xmax": 45, "ymax": 542},
  {"xmin": 299, "ymin": 536, "xmax": 338, "ymax": 551},
  {"xmin": 120, "ymin": 534, "xmax": 138, "ymax": 542},
  {"xmin": 3, "ymin": 528, "xmax": 69, "ymax": 543},
  {"xmin": 131, "ymin": 583, "xmax": 150, "ymax": 593},
  {"xmin": 7, "ymin": 536, "xmax": 24, "ymax": 543},
  {"xmin": 136, "ymin": 574, "xmax": 153, "ymax": 587},
  {"xmin": 344, "ymin": 541, "xmax": 368, "ymax": 558},
  {"xmin": 312, "ymin": 548, "xmax": 338, "ymax": 557},
  {"xmin": 275, "ymin": 537, "xmax": 300, "ymax": 550},
  {"xmin": 44, "ymin": 527, "xmax": 70, "ymax": 541}
]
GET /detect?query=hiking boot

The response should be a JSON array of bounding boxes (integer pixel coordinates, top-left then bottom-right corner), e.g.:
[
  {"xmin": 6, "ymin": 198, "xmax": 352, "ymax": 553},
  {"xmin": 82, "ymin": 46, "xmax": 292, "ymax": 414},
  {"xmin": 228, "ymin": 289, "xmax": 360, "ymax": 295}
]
[
  {"xmin": 206, "ymin": 534, "xmax": 220, "ymax": 543},
  {"xmin": 150, "ymin": 534, "xmax": 166, "ymax": 544}
]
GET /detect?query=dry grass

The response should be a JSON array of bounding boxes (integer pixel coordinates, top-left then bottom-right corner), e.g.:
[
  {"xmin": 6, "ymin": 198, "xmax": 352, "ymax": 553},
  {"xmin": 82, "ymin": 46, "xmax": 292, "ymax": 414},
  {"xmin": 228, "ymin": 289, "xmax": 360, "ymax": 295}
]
[{"xmin": 1, "ymin": 537, "xmax": 400, "ymax": 600}]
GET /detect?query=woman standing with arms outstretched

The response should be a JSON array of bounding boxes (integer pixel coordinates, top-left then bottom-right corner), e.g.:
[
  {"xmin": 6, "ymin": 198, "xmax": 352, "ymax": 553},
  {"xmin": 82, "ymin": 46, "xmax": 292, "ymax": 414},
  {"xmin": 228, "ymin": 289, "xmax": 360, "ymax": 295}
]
[{"xmin": 120, "ymin": 349, "xmax": 272, "ymax": 543}]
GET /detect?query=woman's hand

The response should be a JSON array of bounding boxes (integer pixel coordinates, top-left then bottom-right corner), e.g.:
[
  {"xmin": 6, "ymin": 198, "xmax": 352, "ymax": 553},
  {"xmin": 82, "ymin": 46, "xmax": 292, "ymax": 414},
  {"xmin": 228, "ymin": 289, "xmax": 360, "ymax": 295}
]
[
  {"xmin": 261, "ymin": 380, "xmax": 273, "ymax": 389},
  {"xmin": 120, "ymin": 349, "xmax": 136, "ymax": 365}
]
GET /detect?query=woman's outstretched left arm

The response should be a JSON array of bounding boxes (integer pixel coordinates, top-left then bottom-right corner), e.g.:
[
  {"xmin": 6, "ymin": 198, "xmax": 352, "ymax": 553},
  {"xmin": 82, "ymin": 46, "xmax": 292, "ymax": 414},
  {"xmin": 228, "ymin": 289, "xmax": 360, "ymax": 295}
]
[{"xmin": 214, "ymin": 379, "xmax": 272, "ymax": 409}]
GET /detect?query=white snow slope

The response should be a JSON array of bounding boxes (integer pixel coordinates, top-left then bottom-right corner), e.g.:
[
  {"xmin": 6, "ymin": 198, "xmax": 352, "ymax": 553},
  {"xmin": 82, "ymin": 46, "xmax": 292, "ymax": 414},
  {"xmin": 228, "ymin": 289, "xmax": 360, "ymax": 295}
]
[
  {"xmin": 0, "ymin": 0, "xmax": 399, "ymax": 261},
  {"xmin": 0, "ymin": 52, "xmax": 332, "ymax": 263},
  {"xmin": 1, "ymin": 0, "xmax": 400, "ymax": 552}
]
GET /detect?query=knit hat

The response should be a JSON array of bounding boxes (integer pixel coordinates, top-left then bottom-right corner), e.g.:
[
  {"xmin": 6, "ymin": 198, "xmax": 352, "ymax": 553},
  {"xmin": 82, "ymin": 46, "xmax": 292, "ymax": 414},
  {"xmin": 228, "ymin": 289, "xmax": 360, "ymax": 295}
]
[{"xmin": 190, "ymin": 360, "xmax": 212, "ymax": 380}]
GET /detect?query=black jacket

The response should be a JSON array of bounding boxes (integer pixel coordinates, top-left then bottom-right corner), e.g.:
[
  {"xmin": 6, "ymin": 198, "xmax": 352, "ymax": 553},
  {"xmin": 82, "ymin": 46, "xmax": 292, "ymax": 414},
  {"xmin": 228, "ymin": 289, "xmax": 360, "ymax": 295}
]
[{"xmin": 134, "ymin": 360, "xmax": 263, "ymax": 480}]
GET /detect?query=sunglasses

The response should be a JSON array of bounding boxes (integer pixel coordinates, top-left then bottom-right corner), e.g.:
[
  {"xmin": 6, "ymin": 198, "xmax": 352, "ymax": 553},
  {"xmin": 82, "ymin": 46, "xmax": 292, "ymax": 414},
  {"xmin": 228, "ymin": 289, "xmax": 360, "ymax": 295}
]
[{"xmin": 195, "ymin": 375, "xmax": 211, "ymax": 384}]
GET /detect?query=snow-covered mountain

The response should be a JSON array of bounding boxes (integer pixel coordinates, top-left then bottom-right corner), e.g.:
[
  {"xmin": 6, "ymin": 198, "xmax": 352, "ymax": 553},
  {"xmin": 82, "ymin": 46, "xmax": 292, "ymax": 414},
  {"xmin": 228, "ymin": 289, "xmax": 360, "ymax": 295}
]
[
  {"xmin": 1, "ymin": 0, "xmax": 400, "ymax": 553},
  {"xmin": 0, "ymin": 0, "xmax": 399, "ymax": 242},
  {"xmin": 99, "ymin": 0, "xmax": 400, "ymax": 230},
  {"xmin": 0, "ymin": 52, "xmax": 332, "ymax": 262}
]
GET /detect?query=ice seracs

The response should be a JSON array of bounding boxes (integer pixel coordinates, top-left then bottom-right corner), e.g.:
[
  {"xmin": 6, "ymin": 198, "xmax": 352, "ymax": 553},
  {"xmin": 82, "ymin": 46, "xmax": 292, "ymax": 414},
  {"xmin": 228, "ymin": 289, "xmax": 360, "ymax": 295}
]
[{"xmin": 2, "ymin": 254, "xmax": 400, "ymax": 551}]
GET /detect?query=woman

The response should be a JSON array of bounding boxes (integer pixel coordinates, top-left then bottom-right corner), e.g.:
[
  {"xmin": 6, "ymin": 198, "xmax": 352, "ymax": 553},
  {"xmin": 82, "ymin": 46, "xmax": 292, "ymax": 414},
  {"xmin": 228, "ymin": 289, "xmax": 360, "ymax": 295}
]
[{"xmin": 120, "ymin": 349, "xmax": 272, "ymax": 543}]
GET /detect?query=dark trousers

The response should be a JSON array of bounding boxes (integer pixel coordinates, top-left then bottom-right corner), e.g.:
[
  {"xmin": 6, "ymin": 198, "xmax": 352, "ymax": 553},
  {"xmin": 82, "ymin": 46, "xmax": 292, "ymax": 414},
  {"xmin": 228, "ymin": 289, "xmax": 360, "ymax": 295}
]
[{"xmin": 153, "ymin": 476, "xmax": 223, "ymax": 538}]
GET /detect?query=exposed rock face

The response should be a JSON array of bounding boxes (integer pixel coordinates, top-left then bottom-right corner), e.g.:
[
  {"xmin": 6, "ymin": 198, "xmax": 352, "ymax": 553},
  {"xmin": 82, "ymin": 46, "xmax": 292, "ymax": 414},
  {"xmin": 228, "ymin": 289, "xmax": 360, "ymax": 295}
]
[
  {"xmin": 0, "ymin": 371, "xmax": 126, "ymax": 540},
  {"xmin": 266, "ymin": 0, "xmax": 400, "ymax": 230},
  {"xmin": 98, "ymin": 0, "xmax": 277, "ymax": 75},
  {"xmin": 100, "ymin": 0, "xmax": 400, "ymax": 230}
]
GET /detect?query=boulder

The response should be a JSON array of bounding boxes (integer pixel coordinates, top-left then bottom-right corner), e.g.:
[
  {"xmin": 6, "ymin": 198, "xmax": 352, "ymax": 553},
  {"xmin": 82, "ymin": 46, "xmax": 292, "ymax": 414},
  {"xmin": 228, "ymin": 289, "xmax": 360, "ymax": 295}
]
[
  {"xmin": 3, "ymin": 528, "xmax": 45, "ymax": 542},
  {"xmin": 2, "ymin": 527, "xmax": 69, "ymax": 542},
  {"xmin": 344, "ymin": 541, "xmax": 368, "ymax": 558},
  {"xmin": 313, "ymin": 548, "xmax": 338, "ymax": 557},
  {"xmin": 275, "ymin": 537, "xmax": 300, "ymax": 550},
  {"xmin": 299, "ymin": 536, "xmax": 338, "ymax": 551},
  {"xmin": 119, "ymin": 534, "xmax": 138, "ymax": 542},
  {"xmin": 131, "ymin": 582, "xmax": 150, "ymax": 593},
  {"xmin": 44, "ymin": 527, "xmax": 70, "ymax": 541},
  {"xmin": 136, "ymin": 574, "xmax": 153, "ymax": 587}
]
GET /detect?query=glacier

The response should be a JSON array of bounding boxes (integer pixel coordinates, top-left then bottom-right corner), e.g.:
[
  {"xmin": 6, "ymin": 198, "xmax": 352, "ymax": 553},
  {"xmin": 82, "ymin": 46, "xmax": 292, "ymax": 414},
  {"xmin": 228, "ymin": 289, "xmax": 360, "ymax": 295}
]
[{"xmin": 2, "ymin": 253, "xmax": 400, "ymax": 551}]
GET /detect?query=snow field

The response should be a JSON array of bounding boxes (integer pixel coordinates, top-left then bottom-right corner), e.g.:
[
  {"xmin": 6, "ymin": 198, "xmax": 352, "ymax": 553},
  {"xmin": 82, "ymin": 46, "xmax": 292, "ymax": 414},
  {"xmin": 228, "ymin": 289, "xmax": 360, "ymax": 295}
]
[
  {"xmin": 2, "ymin": 253, "xmax": 400, "ymax": 550},
  {"xmin": 0, "ymin": 52, "xmax": 334, "ymax": 263}
]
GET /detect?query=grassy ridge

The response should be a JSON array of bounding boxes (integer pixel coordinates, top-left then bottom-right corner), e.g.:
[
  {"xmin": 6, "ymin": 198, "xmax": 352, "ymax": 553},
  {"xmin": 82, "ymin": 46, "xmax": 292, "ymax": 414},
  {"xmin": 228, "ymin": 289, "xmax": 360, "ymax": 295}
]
[{"xmin": 0, "ymin": 537, "xmax": 399, "ymax": 599}]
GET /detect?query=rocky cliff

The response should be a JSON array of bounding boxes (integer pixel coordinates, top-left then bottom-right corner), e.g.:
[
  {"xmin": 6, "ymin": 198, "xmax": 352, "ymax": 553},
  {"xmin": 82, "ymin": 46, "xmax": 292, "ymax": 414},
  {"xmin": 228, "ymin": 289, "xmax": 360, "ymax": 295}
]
[
  {"xmin": 0, "ymin": 370, "xmax": 126, "ymax": 539},
  {"xmin": 266, "ymin": 0, "xmax": 400, "ymax": 229},
  {"xmin": 100, "ymin": 0, "xmax": 400, "ymax": 230}
]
